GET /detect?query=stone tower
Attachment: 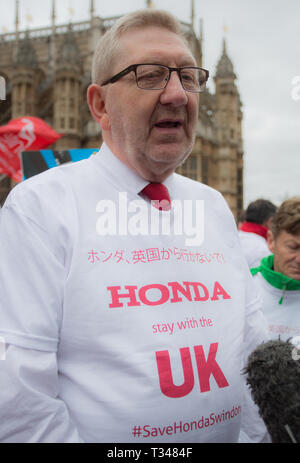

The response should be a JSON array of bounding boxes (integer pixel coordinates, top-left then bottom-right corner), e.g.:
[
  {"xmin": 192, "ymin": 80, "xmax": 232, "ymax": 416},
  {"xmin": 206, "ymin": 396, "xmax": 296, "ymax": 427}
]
[
  {"xmin": 53, "ymin": 26, "xmax": 82, "ymax": 149},
  {"xmin": 214, "ymin": 39, "xmax": 244, "ymax": 217},
  {"xmin": 11, "ymin": 32, "xmax": 43, "ymax": 118}
]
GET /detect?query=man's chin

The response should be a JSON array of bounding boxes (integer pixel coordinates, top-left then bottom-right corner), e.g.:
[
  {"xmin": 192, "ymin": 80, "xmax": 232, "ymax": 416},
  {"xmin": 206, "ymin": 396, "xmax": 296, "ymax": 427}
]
[{"xmin": 147, "ymin": 143, "xmax": 192, "ymax": 166}]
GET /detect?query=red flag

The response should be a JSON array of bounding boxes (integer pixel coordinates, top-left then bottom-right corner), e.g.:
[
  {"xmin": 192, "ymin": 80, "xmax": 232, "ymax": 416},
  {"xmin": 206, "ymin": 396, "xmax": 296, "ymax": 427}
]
[{"xmin": 0, "ymin": 117, "xmax": 62, "ymax": 182}]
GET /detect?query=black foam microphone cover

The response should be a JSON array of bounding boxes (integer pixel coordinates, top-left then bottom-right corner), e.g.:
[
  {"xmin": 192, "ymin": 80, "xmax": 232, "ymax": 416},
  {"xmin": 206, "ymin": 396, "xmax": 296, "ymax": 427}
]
[{"xmin": 244, "ymin": 339, "xmax": 300, "ymax": 443}]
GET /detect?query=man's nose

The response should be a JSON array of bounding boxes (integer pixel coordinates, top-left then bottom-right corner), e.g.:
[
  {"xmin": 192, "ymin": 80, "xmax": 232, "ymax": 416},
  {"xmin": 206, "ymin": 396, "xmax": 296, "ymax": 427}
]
[
  {"xmin": 295, "ymin": 250, "xmax": 300, "ymax": 264},
  {"xmin": 159, "ymin": 71, "xmax": 188, "ymax": 106}
]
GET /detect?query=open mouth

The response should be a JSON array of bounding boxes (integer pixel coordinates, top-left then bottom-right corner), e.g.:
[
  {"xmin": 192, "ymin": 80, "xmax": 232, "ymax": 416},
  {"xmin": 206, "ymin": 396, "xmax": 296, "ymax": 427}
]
[{"xmin": 154, "ymin": 120, "xmax": 182, "ymax": 129}]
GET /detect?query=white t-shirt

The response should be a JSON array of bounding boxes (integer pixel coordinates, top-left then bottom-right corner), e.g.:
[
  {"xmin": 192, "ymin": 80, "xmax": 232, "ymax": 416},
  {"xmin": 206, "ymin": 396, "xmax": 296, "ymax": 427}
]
[
  {"xmin": 0, "ymin": 143, "xmax": 269, "ymax": 443},
  {"xmin": 252, "ymin": 272, "xmax": 300, "ymax": 341},
  {"xmin": 238, "ymin": 230, "xmax": 271, "ymax": 268}
]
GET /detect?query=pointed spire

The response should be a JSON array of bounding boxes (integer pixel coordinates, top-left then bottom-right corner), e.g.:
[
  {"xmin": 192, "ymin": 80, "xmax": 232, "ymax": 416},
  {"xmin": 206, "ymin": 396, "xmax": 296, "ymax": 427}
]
[
  {"xmin": 199, "ymin": 17, "xmax": 204, "ymax": 66},
  {"xmin": 90, "ymin": 0, "xmax": 94, "ymax": 20},
  {"xmin": 200, "ymin": 18, "xmax": 203, "ymax": 42},
  {"xmin": 190, "ymin": 0, "xmax": 195, "ymax": 29},
  {"xmin": 50, "ymin": 0, "xmax": 57, "ymax": 70},
  {"xmin": 15, "ymin": 0, "xmax": 19, "ymax": 41},
  {"xmin": 222, "ymin": 37, "xmax": 227, "ymax": 54},
  {"xmin": 51, "ymin": 0, "xmax": 56, "ymax": 28},
  {"xmin": 215, "ymin": 37, "xmax": 236, "ymax": 79}
]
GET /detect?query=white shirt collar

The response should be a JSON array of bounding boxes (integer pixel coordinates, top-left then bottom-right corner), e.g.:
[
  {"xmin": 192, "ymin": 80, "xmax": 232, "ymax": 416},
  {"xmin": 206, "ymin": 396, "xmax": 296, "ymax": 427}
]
[{"xmin": 92, "ymin": 142, "xmax": 174, "ymax": 197}]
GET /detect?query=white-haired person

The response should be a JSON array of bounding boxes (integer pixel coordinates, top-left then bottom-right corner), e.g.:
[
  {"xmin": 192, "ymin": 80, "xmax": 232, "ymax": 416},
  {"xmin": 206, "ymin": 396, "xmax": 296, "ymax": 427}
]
[{"xmin": 0, "ymin": 9, "xmax": 268, "ymax": 443}]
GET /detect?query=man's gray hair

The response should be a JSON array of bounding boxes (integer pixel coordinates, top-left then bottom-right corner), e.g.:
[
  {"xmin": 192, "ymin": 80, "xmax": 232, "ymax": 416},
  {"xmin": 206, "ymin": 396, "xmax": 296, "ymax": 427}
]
[{"xmin": 91, "ymin": 9, "xmax": 187, "ymax": 85}]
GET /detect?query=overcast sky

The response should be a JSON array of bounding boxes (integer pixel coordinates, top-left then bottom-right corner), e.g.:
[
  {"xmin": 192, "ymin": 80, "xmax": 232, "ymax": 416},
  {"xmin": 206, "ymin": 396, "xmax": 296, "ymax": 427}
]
[{"xmin": 1, "ymin": 0, "xmax": 300, "ymax": 207}]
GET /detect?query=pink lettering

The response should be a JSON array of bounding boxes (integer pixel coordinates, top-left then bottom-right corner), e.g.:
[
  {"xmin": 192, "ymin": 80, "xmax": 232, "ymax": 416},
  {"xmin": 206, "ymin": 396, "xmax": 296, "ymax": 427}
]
[
  {"xmin": 107, "ymin": 281, "xmax": 231, "ymax": 308},
  {"xmin": 210, "ymin": 281, "xmax": 231, "ymax": 301},
  {"xmin": 107, "ymin": 285, "xmax": 140, "ymax": 308},
  {"xmin": 156, "ymin": 347, "xmax": 194, "ymax": 398},
  {"xmin": 168, "ymin": 281, "xmax": 193, "ymax": 303},
  {"xmin": 139, "ymin": 284, "xmax": 170, "ymax": 306},
  {"xmin": 194, "ymin": 343, "xmax": 229, "ymax": 392},
  {"xmin": 187, "ymin": 282, "xmax": 209, "ymax": 301}
]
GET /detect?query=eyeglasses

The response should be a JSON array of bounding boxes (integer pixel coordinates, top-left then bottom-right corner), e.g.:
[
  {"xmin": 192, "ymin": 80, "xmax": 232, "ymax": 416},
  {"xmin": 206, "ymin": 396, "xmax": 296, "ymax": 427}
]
[{"xmin": 101, "ymin": 63, "xmax": 209, "ymax": 93}]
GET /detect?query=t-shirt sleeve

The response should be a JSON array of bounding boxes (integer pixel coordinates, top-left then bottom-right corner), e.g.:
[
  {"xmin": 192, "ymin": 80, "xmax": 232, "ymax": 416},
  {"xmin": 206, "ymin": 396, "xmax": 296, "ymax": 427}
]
[
  {"xmin": 239, "ymin": 266, "xmax": 271, "ymax": 443},
  {"xmin": 0, "ymin": 193, "xmax": 67, "ymax": 352},
  {"xmin": 244, "ymin": 271, "xmax": 269, "ymax": 357},
  {"xmin": 0, "ymin": 343, "xmax": 83, "ymax": 442}
]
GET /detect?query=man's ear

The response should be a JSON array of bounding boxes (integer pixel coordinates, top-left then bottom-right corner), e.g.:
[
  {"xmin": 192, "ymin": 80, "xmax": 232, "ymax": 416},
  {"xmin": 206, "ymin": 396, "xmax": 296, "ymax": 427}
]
[
  {"xmin": 264, "ymin": 216, "xmax": 274, "ymax": 229},
  {"xmin": 267, "ymin": 229, "xmax": 275, "ymax": 253},
  {"xmin": 87, "ymin": 84, "xmax": 110, "ymax": 131}
]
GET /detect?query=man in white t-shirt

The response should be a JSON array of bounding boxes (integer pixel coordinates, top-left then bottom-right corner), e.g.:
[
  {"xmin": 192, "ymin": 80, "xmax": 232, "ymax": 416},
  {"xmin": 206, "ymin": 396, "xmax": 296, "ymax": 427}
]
[
  {"xmin": 238, "ymin": 199, "xmax": 277, "ymax": 268},
  {"xmin": 251, "ymin": 197, "xmax": 300, "ymax": 340},
  {"xmin": 0, "ymin": 9, "xmax": 269, "ymax": 443}
]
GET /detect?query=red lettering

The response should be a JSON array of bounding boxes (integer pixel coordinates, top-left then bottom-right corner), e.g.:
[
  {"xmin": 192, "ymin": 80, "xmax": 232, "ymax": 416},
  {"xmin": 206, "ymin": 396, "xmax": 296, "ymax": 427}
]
[
  {"xmin": 156, "ymin": 347, "xmax": 194, "ymax": 398},
  {"xmin": 168, "ymin": 281, "xmax": 193, "ymax": 303},
  {"xmin": 210, "ymin": 281, "xmax": 231, "ymax": 301},
  {"xmin": 187, "ymin": 282, "xmax": 209, "ymax": 301},
  {"xmin": 107, "ymin": 285, "xmax": 140, "ymax": 308},
  {"xmin": 139, "ymin": 284, "xmax": 169, "ymax": 306},
  {"xmin": 194, "ymin": 343, "xmax": 229, "ymax": 392},
  {"xmin": 107, "ymin": 281, "xmax": 231, "ymax": 308}
]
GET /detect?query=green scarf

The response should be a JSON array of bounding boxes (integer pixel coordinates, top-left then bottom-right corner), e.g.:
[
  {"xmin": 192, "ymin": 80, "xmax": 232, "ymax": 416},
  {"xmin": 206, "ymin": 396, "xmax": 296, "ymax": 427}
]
[{"xmin": 251, "ymin": 255, "xmax": 300, "ymax": 304}]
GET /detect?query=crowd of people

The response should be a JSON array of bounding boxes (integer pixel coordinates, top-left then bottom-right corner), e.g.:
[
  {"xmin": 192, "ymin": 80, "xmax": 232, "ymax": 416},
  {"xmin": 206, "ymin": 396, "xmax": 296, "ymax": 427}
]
[{"xmin": 0, "ymin": 8, "xmax": 299, "ymax": 444}]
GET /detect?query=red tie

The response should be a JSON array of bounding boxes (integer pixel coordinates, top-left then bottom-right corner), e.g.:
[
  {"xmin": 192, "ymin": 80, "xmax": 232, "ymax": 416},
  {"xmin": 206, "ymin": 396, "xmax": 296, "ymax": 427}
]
[{"xmin": 141, "ymin": 183, "xmax": 171, "ymax": 211}]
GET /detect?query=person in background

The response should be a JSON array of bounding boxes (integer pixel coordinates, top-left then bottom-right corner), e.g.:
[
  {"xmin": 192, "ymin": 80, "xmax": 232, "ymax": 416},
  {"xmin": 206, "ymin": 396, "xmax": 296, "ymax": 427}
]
[
  {"xmin": 0, "ymin": 9, "xmax": 268, "ymax": 443},
  {"xmin": 251, "ymin": 197, "xmax": 300, "ymax": 340},
  {"xmin": 239, "ymin": 199, "xmax": 277, "ymax": 268}
]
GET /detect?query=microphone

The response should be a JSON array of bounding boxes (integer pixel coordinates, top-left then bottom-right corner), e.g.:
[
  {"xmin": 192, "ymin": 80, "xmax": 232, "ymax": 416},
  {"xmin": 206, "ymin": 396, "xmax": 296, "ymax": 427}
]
[{"xmin": 244, "ymin": 338, "xmax": 300, "ymax": 443}]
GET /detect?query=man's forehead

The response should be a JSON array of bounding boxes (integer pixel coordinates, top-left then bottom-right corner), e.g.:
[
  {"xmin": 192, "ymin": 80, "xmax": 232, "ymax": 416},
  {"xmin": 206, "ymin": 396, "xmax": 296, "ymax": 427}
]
[
  {"xmin": 118, "ymin": 26, "xmax": 196, "ymax": 65},
  {"xmin": 277, "ymin": 230, "xmax": 300, "ymax": 243}
]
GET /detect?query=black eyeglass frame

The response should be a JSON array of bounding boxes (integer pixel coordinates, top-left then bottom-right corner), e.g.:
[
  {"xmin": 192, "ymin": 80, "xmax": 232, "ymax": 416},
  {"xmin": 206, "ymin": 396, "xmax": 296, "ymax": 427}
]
[{"xmin": 101, "ymin": 63, "xmax": 209, "ymax": 93}]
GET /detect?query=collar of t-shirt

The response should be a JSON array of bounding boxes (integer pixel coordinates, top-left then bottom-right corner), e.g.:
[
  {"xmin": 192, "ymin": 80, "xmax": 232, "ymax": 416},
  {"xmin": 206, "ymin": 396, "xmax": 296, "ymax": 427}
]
[
  {"xmin": 240, "ymin": 221, "xmax": 268, "ymax": 240},
  {"xmin": 92, "ymin": 142, "xmax": 174, "ymax": 201}
]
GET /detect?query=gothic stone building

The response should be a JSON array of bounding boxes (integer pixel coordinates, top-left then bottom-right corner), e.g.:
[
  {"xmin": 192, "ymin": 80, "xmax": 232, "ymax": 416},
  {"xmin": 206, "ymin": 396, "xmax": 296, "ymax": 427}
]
[{"xmin": 0, "ymin": 5, "xmax": 244, "ymax": 218}]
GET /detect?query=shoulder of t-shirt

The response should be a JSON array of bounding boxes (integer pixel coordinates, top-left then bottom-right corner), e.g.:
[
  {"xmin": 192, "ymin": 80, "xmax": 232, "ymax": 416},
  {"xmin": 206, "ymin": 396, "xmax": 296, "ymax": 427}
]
[
  {"xmin": 173, "ymin": 173, "xmax": 240, "ymax": 255},
  {"xmin": 173, "ymin": 172, "xmax": 226, "ymax": 201},
  {"xmin": 239, "ymin": 230, "xmax": 268, "ymax": 245},
  {"xmin": 2, "ymin": 159, "xmax": 93, "ymax": 233},
  {"xmin": 251, "ymin": 271, "xmax": 272, "ymax": 293},
  {"xmin": 251, "ymin": 271, "xmax": 277, "ymax": 296},
  {"xmin": 173, "ymin": 173, "xmax": 236, "ymax": 225},
  {"xmin": 5, "ymin": 158, "xmax": 89, "ymax": 208}
]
